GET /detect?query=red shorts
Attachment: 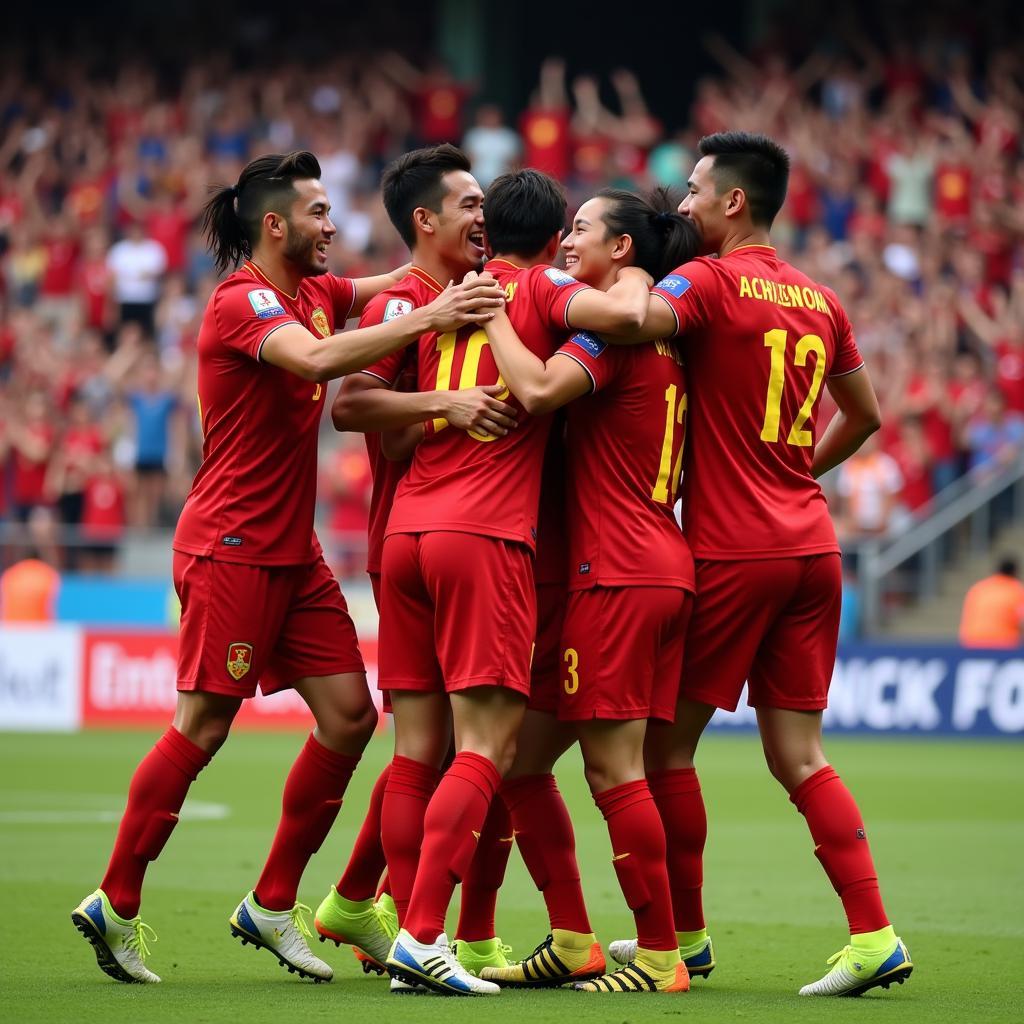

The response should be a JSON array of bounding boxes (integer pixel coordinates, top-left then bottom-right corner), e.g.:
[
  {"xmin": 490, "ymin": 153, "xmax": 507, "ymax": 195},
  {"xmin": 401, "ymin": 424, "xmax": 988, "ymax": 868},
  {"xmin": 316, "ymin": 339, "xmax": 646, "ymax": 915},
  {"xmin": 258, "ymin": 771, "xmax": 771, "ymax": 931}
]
[
  {"xmin": 174, "ymin": 552, "xmax": 364, "ymax": 698},
  {"xmin": 558, "ymin": 585, "xmax": 692, "ymax": 722},
  {"xmin": 378, "ymin": 531, "xmax": 535, "ymax": 696},
  {"xmin": 529, "ymin": 582, "xmax": 567, "ymax": 714},
  {"xmin": 682, "ymin": 554, "xmax": 842, "ymax": 712}
]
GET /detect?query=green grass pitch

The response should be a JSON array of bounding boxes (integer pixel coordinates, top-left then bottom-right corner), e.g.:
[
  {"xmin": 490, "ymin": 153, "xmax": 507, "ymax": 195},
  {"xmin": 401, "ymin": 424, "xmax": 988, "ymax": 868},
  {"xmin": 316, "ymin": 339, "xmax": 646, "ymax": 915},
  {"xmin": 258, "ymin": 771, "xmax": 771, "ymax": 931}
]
[{"xmin": 2, "ymin": 730, "xmax": 1021, "ymax": 1023}]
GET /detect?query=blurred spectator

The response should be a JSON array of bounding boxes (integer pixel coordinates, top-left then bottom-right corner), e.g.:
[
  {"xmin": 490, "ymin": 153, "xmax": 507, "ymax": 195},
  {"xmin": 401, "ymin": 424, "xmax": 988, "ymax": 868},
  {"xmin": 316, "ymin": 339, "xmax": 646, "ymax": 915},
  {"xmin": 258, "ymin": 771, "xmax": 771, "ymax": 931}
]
[
  {"xmin": 0, "ymin": 554, "xmax": 60, "ymax": 621},
  {"xmin": 964, "ymin": 392, "xmax": 1024, "ymax": 476},
  {"xmin": 79, "ymin": 451, "xmax": 127, "ymax": 573},
  {"xmin": 836, "ymin": 434, "xmax": 904, "ymax": 540},
  {"xmin": 106, "ymin": 221, "xmax": 167, "ymax": 336},
  {"xmin": 463, "ymin": 105, "xmax": 521, "ymax": 187},
  {"xmin": 323, "ymin": 437, "xmax": 372, "ymax": 578},
  {"xmin": 959, "ymin": 556, "xmax": 1024, "ymax": 647}
]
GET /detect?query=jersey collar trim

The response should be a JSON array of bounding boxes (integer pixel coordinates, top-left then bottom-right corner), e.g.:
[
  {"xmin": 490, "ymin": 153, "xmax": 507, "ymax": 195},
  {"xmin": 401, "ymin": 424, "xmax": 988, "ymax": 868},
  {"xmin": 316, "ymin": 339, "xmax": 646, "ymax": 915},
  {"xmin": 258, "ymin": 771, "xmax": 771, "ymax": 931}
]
[
  {"xmin": 727, "ymin": 244, "xmax": 777, "ymax": 256},
  {"xmin": 242, "ymin": 261, "xmax": 299, "ymax": 301},
  {"xmin": 486, "ymin": 258, "xmax": 524, "ymax": 271},
  {"xmin": 408, "ymin": 266, "xmax": 445, "ymax": 294}
]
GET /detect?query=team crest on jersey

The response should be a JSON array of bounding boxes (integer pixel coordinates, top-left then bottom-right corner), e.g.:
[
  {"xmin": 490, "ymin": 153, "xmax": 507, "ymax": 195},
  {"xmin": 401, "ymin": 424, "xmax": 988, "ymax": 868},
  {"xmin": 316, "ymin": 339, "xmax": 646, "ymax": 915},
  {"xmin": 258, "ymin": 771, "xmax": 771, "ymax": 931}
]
[
  {"xmin": 383, "ymin": 298, "xmax": 414, "ymax": 321},
  {"xmin": 248, "ymin": 289, "xmax": 287, "ymax": 319},
  {"xmin": 655, "ymin": 274, "xmax": 692, "ymax": 298},
  {"xmin": 310, "ymin": 307, "xmax": 330, "ymax": 338},
  {"xmin": 544, "ymin": 267, "xmax": 576, "ymax": 287},
  {"xmin": 226, "ymin": 642, "xmax": 253, "ymax": 680},
  {"xmin": 567, "ymin": 331, "xmax": 606, "ymax": 358}
]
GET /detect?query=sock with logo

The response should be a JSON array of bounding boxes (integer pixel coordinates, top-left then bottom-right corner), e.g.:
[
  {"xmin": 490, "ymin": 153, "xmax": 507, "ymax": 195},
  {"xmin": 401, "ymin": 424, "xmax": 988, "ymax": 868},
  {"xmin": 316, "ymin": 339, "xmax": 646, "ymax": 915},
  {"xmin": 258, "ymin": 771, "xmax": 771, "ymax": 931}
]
[
  {"xmin": 336, "ymin": 762, "xmax": 391, "ymax": 901},
  {"xmin": 790, "ymin": 765, "xmax": 890, "ymax": 935},
  {"xmin": 500, "ymin": 773, "xmax": 592, "ymax": 933},
  {"xmin": 254, "ymin": 734, "xmax": 359, "ymax": 912},
  {"xmin": 456, "ymin": 794, "xmax": 514, "ymax": 941},
  {"xmin": 648, "ymin": 768, "xmax": 707, "ymax": 933},
  {"xmin": 381, "ymin": 756, "xmax": 442, "ymax": 923},
  {"xmin": 404, "ymin": 752, "xmax": 502, "ymax": 944},
  {"xmin": 101, "ymin": 727, "xmax": 211, "ymax": 919},
  {"xmin": 593, "ymin": 779, "xmax": 677, "ymax": 952}
]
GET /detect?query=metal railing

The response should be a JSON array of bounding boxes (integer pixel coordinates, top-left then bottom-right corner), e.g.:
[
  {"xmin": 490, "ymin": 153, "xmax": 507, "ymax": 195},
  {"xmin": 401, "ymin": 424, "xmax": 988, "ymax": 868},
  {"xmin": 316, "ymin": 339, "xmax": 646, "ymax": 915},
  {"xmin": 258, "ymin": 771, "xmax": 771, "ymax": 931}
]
[{"xmin": 854, "ymin": 455, "xmax": 1024, "ymax": 634}]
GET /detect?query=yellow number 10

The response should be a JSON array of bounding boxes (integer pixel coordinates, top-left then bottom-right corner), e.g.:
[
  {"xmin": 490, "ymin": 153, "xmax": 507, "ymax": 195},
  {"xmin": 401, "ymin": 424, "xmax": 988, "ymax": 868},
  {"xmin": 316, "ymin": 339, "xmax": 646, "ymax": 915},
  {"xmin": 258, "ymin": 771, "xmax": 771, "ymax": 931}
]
[
  {"xmin": 760, "ymin": 329, "xmax": 826, "ymax": 447},
  {"xmin": 651, "ymin": 383, "xmax": 687, "ymax": 503},
  {"xmin": 431, "ymin": 330, "xmax": 510, "ymax": 442}
]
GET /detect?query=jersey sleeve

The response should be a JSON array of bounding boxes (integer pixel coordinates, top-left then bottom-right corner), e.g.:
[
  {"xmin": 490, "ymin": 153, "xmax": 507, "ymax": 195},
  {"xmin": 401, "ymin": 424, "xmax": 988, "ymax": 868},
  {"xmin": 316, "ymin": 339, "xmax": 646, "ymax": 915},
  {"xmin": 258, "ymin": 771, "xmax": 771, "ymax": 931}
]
[
  {"xmin": 555, "ymin": 331, "xmax": 617, "ymax": 392},
  {"xmin": 214, "ymin": 280, "xmax": 299, "ymax": 361},
  {"xmin": 651, "ymin": 258, "xmax": 719, "ymax": 338},
  {"xmin": 323, "ymin": 274, "xmax": 357, "ymax": 324},
  {"xmin": 532, "ymin": 266, "xmax": 592, "ymax": 329},
  {"xmin": 826, "ymin": 292, "xmax": 865, "ymax": 377},
  {"xmin": 358, "ymin": 291, "xmax": 415, "ymax": 386}
]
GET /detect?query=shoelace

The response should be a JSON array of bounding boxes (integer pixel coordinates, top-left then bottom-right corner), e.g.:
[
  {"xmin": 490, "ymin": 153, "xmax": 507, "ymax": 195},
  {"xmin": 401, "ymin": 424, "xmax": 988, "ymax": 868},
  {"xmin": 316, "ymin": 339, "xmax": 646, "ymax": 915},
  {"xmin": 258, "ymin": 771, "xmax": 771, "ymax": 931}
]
[
  {"xmin": 124, "ymin": 920, "xmax": 158, "ymax": 960},
  {"xmin": 499, "ymin": 942, "xmax": 513, "ymax": 960},
  {"xmin": 289, "ymin": 902, "xmax": 315, "ymax": 940},
  {"xmin": 826, "ymin": 945, "xmax": 853, "ymax": 967}
]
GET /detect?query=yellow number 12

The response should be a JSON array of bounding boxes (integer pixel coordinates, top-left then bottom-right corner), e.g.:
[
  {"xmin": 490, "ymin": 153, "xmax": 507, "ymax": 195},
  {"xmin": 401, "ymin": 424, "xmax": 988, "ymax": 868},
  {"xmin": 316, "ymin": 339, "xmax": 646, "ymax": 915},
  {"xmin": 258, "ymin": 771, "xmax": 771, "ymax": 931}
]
[
  {"xmin": 652, "ymin": 383, "xmax": 687, "ymax": 503},
  {"xmin": 760, "ymin": 329, "xmax": 826, "ymax": 447}
]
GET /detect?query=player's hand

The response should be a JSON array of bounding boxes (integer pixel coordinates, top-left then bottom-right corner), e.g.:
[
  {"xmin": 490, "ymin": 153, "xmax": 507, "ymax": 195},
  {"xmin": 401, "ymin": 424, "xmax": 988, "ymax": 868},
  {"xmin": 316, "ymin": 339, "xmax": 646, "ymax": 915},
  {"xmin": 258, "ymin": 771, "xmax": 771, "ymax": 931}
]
[
  {"xmin": 617, "ymin": 265, "xmax": 654, "ymax": 288},
  {"xmin": 443, "ymin": 384, "xmax": 518, "ymax": 438},
  {"xmin": 425, "ymin": 278, "xmax": 504, "ymax": 331}
]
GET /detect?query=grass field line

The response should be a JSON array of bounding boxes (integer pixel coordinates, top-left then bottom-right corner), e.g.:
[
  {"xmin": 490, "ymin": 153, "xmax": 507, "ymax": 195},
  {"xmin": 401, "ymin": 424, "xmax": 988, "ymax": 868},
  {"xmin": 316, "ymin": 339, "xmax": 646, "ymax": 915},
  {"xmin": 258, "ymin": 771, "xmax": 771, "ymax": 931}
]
[{"xmin": 0, "ymin": 796, "xmax": 229, "ymax": 824}]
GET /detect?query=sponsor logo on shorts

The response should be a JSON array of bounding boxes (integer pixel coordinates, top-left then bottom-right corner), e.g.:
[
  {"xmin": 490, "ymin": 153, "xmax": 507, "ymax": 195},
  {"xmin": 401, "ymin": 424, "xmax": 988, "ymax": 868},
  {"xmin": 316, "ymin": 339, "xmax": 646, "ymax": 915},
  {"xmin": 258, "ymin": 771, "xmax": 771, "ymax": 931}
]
[
  {"xmin": 656, "ymin": 274, "xmax": 692, "ymax": 298},
  {"xmin": 383, "ymin": 298, "xmax": 414, "ymax": 321},
  {"xmin": 310, "ymin": 306, "xmax": 331, "ymax": 338},
  {"xmin": 226, "ymin": 642, "xmax": 253, "ymax": 681},
  {"xmin": 247, "ymin": 288, "xmax": 287, "ymax": 319},
  {"xmin": 221, "ymin": 535, "xmax": 243, "ymax": 546},
  {"xmin": 544, "ymin": 267, "xmax": 576, "ymax": 287},
  {"xmin": 566, "ymin": 331, "xmax": 606, "ymax": 358},
  {"xmin": 578, "ymin": 562, "xmax": 591, "ymax": 574}
]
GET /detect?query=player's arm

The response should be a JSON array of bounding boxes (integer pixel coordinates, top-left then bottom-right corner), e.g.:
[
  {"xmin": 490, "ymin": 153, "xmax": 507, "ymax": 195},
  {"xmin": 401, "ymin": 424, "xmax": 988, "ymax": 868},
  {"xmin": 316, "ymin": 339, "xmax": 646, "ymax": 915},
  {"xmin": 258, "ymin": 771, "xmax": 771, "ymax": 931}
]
[
  {"xmin": 261, "ymin": 277, "xmax": 503, "ymax": 381},
  {"xmin": 380, "ymin": 424, "xmax": 424, "ymax": 462},
  {"xmin": 349, "ymin": 263, "xmax": 413, "ymax": 317},
  {"xmin": 604, "ymin": 291, "xmax": 680, "ymax": 343},
  {"xmin": 483, "ymin": 307, "xmax": 591, "ymax": 416},
  {"xmin": 811, "ymin": 366, "xmax": 882, "ymax": 478},
  {"xmin": 332, "ymin": 371, "xmax": 518, "ymax": 438},
  {"xmin": 564, "ymin": 266, "xmax": 652, "ymax": 335}
]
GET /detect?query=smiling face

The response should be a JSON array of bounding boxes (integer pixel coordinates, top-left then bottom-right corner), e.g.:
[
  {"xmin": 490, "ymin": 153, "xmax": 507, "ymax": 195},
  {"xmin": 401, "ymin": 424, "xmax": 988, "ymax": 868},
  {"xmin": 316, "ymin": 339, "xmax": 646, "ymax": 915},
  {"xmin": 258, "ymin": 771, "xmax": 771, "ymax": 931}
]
[
  {"xmin": 679, "ymin": 155, "xmax": 729, "ymax": 256},
  {"xmin": 560, "ymin": 196, "xmax": 625, "ymax": 289},
  {"xmin": 281, "ymin": 178, "xmax": 336, "ymax": 276},
  {"xmin": 430, "ymin": 169, "xmax": 486, "ymax": 272}
]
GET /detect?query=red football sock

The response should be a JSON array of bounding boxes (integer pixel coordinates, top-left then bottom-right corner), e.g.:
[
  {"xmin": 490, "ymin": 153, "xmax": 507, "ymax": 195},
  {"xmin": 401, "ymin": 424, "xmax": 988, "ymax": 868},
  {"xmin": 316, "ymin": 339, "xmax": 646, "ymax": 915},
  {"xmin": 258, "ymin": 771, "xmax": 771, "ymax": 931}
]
[
  {"xmin": 790, "ymin": 765, "xmax": 890, "ymax": 935},
  {"xmin": 381, "ymin": 756, "xmax": 441, "ymax": 923},
  {"xmin": 376, "ymin": 873, "xmax": 391, "ymax": 899},
  {"xmin": 336, "ymin": 762, "xmax": 391, "ymax": 901},
  {"xmin": 594, "ymin": 779, "xmax": 677, "ymax": 952},
  {"xmin": 456, "ymin": 794, "xmax": 513, "ymax": 941},
  {"xmin": 648, "ymin": 768, "xmax": 706, "ymax": 933},
  {"xmin": 254, "ymin": 734, "xmax": 359, "ymax": 912},
  {"xmin": 100, "ymin": 727, "xmax": 211, "ymax": 919},
  {"xmin": 404, "ymin": 752, "xmax": 501, "ymax": 944},
  {"xmin": 501, "ymin": 773, "xmax": 591, "ymax": 933}
]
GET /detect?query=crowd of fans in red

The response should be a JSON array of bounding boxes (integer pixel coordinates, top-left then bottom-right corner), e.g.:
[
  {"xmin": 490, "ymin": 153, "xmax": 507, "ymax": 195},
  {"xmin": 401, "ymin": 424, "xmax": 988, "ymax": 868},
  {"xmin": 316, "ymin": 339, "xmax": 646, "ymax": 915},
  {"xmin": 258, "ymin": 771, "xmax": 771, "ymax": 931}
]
[{"xmin": 1, "ymin": 13, "xmax": 1023, "ymax": 573}]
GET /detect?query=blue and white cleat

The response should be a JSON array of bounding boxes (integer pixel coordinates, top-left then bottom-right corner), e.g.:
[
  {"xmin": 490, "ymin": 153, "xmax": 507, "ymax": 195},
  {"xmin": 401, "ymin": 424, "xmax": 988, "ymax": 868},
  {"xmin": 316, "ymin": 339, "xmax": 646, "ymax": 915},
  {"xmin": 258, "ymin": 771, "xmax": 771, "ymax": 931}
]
[
  {"xmin": 799, "ymin": 938, "xmax": 913, "ymax": 997},
  {"xmin": 229, "ymin": 891, "xmax": 332, "ymax": 982},
  {"xmin": 386, "ymin": 929, "xmax": 500, "ymax": 996},
  {"xmin": 71, "ymin": 888, "xmax": 160, "ymax": 983},
  {"xmin": 609, "ymin": 935, "xmax": 716, "ymax": 979}
]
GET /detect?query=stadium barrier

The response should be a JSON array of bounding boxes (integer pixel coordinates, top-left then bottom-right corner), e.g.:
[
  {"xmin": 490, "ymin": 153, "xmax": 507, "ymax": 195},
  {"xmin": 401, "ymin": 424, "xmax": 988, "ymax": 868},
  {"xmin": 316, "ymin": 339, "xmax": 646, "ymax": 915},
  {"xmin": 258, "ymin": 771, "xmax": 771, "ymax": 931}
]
[{"xmin": 0, "ymin": 627, "xmax": 1021, "ymax": 736}]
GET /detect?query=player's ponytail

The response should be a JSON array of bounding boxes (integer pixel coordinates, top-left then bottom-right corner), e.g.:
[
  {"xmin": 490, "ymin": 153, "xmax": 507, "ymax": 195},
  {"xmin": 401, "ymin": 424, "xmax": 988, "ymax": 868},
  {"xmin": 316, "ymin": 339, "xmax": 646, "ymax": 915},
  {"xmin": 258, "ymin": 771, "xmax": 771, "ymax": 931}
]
[
  {"xmin": 201, "ymin": 151, "xmax": 323, "ymax": 275},
  {"xmin": 597, "ymin": 187, "xmax": 701, "ymax": 281}
]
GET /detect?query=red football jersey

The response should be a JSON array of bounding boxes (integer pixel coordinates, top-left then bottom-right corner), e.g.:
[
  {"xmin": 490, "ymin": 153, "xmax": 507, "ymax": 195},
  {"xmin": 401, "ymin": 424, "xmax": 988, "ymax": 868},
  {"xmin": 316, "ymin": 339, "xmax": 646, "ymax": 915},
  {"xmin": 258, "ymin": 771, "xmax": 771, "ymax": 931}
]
[
  {"xmin": 652, "ymin": 244, "xmax": 863, "ymax": 560},
  {"xmin": 174, "ymin": 261, "xmax": 355, "ymax": 565},
  {"xmin": 534, "ymin": 423, "xmax": 568, "ymax": 585},
  {"xmin": 368, "ymin": 258, "xmax": 590, "ymax": 550},
  {"xmin": 358, "ymin": 267, "xmax": 441, "ymax": 573},
  {"xmin": 557, "ymin": 331, "xmax": 695, "ymax": 591}
]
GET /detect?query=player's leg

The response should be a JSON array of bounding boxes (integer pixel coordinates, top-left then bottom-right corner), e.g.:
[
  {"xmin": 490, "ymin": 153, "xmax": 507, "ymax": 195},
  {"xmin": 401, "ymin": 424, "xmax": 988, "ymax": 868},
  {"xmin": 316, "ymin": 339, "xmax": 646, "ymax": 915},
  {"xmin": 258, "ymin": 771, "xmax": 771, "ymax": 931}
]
[
  {"xmin": 751, "ymin": 554, "xmax": 911, "ymax": 997},
  {"xmin": 233, "ymin": 556, "xmax": 371, "ymax": 982}
]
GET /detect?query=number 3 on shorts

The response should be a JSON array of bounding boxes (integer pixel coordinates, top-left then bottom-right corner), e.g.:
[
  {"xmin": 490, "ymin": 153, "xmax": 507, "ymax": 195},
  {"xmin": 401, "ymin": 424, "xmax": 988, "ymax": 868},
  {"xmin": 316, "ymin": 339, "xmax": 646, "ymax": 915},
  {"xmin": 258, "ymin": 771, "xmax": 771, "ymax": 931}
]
[{"xmin": 563, "ymin": 647, "xmax": 580, "ymax": 695}]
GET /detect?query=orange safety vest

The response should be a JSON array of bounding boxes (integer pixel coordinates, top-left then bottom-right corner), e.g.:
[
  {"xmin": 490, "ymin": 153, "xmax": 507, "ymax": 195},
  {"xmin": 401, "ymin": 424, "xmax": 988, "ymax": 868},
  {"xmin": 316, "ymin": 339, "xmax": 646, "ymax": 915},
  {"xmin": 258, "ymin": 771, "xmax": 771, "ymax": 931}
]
[
  {"xmin": 0, "ymin": 559, "xmax": 60, "ymax": 622},
  {"xmin": 959, "ymin": 574, "xmax": 1024, "ymax": 647}
]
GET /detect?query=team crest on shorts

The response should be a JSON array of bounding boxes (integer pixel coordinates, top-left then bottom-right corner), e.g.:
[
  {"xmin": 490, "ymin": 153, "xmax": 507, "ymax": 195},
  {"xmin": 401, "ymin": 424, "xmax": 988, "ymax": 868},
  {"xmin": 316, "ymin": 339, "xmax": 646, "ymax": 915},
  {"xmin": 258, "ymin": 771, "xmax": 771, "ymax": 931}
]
[
  {"xmin": 310, "ymin": 307, "xmax": 331, "ymax": 338},
  {"xmin": 226, "ymin": 642, "xmax": 253, "ymax": 680}
]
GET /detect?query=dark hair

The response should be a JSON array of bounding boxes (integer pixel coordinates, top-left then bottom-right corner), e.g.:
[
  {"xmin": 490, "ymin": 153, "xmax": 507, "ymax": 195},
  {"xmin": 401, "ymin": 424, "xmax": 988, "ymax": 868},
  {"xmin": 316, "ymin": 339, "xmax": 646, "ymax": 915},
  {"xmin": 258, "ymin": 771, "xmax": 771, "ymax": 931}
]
[
  {"xmin": 380, "ymin": 143, "xmax": 472, "ymax": 249},
  {"xmin": 997, "ymin": 556, "xmax": 1019, "ymax": 577},
  {"xmin": 698, "ymin": 131, "xmax": 790, "ymax": 229},
  {"xmin": 595, "ymin": 187, "xmax": 701, "ymax": 280},
  {"xmin": 484, "ymin": 169, "xmax": 566, "ymax": 258},
  {"xmin": 201, "ymin": 151, "xmax": 322, "ymax": 274}
]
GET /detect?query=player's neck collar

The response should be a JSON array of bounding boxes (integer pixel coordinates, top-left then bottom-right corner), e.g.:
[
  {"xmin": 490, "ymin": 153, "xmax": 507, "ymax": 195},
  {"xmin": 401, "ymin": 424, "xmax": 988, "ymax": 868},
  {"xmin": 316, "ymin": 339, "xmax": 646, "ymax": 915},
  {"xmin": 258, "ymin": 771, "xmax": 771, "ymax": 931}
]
[
  {"xmin": 487, "ymin": 257, "xmax": 523, "ymax": 270},
  {"xmin": 408, "ymin": 265, "xmax": 445, "ymax": 294},
  {"xmin": 243, "ymin": 260, "xmax": 299, "ymax": 300},
  {"xmin": 726, "ymin": 243, "xmax": 776, "ymax": 256}
]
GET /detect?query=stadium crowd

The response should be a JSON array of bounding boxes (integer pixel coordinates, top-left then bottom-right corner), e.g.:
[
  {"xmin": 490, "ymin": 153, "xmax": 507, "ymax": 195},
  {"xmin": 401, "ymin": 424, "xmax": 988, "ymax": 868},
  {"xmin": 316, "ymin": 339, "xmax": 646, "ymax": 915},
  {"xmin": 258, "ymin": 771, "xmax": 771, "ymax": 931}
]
[{"xmin": 1, "ymin": 11, "xmax": 1023, "ymax": 571}]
